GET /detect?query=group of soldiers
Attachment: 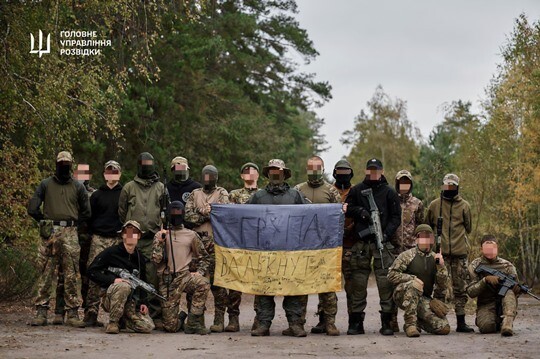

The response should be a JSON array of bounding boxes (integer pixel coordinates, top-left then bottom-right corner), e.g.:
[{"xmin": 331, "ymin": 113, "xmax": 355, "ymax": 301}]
[{"xmin": 27, "ymin": 151, "xmax": 521, "ymax": 338}]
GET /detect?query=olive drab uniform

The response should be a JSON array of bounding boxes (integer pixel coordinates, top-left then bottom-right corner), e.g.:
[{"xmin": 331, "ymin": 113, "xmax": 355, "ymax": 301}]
[
  {"xmin": 294, "ymin": 180, "xmax": 342, "ymax": 335},
  {"xmin": 467, "ymin": 256, "xmax": 519, "ymax": 334},
  {"xmin": 184, "ymin": 186, "xmax": 229, "ymax": 330},
  {"xmin": 388, "ymin": 247, "xmax": 451, "ymax": 335},
  {"xmin": 336, "ymin": 186, "xmax": 356, "ymax": 314}
]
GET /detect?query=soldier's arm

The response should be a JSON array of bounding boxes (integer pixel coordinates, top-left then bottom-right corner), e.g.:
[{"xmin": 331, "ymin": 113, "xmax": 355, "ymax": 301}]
[
  {"xmin": 329, "ymin": 186, "xmax": 342, "ymax": 204},
  {"xmin": 416, "ymin": 201, "xmax": 425, "ymax": 225},
  {"xmin": 76, "ymin": 181, "xmax": 92, "ymax": 223},
  {"xmin": 246, "ymin": 191, "xmax": 258, "ymax": 204},
  {"xmin": 435, "ymin": 261, "xmax": 449, "ymax": 290},
  {"xmin": 463, "ymin": 203, "xmax": 472, "ymax": 234},
  {"xmin": 118, "ymin": 185, "xmax": 128, "ymax": 223},
  {"xmin": 27, "ymin": 179, "xmax": 47, "ymax": 221},
  {"xmin": 218, "ymin": 188, "xmax": 230, "ymax": 204},
  {"xmin": 466, "ymin": 261, "xmax": 487, "ymax": 298},
  {"xmin": 184, "ymin": 192, "xmax": 209, "ymax": 226},
  {"xmin": 229, "ymin": 190, "xmax": 238, "ymax": 204},
  {"xmin": 151, "ymin": 232, "xmax": 165, "ymax": 264},
  {"xmin": 387, "ymin": 252, "xmax": 415, "ymax": 285},
  {"xmin": 193, "ymin": 234, "xmax": 210, "ymax": 276},
  {"xmin": 345, "ymin": 187, "xmax": 365, "ymax": 219},
  {"xmin": 384, "ymin": 190, "xmax": 402, "ymax": 239},
  {"xmin": 295, "ymin": 190, "xmax": 307, "ymax": 204},
  {"xmin": 87, "ymin": 250, "xmax": 117, "ymax": 288}
]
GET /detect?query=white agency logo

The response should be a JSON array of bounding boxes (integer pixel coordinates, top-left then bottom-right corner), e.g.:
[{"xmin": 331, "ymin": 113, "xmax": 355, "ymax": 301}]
[{"xmin": 29, "ymin": 30, "xmax": 51, "ymax": 58}]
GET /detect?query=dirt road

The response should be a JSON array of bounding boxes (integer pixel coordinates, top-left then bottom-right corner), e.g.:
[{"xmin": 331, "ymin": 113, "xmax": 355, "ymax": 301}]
[{"xmin": 1, "ymin": 278, "xmax": 539, "ymax": 359}]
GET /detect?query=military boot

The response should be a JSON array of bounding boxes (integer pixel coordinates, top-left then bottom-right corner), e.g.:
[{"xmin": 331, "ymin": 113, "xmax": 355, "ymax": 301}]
[
  {"xmin": 184, "ymin": 313, "xmax": 211, "ymax": 335},
  {"xmin": 311, "ymin": 312, "xmax": 326, "ymax": 334},
  {"xmin": 52, "ymin": 312, "xmax": 64, "ymax": 325},
  {"xmin": 405, "ymin": 325, "xmax": 420, "ymax": 337},
  {"xmin": 404, "ymin": 312, "xmax": 420, "ymax": 337},
  {"xmin": 390, "ymin": 310, "xmax": 400, "ymax": 332},
  {"xmin": 83, "ymin": 312, "xmax": 102, "ymax": 327},
  {"xmin": 224, "ymin": 315, "xmax": 240, "ymax": 332},
  {"xmin": 379, "ymin": 312, "xmax": 394, "ymax": 336},
  {"xmin": 178, "ymin": 310, "xmax": 188, "ymax": 332},
  {"xmin": 105, "ymin": 321, "xmax": 120, "ymax": 334},
  {"xmin": 251, "ymin": 317, "xmax": 260, "ymax": 331},
  {"xmin": 251, "ymin": 321, "xmax": 270, "ymax": 336},
  {"xmin": 324, "ymin": 315, "xmax": 340, "ymax": 336},
  {"xmin": 30, "ymin": 306, "xmax": 48, "ymax": 326},
  {"xmin": 210, "ymin": 311, "xmax": 225, "ymax": 332},
  {"xmin": 456, "ymin": 314, "xmax": 474, "ymax": 333},
  {"xmin": 501, "ymin": 315, "xmax": 514, "ymax": 337},
  {"xmin": 282, "ymin": 322, "xmax": 307, "ymax": 337},
  {"xmin": 347, "ymin": 312, "xmax": 365, "ymax": 335},
  {"xmin": 65, "ymin": 308, "xmax": 85, "ymax": 328}
]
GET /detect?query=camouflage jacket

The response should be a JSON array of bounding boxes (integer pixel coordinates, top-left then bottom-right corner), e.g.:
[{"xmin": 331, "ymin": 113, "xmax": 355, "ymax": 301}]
[
  {"xmin": 391, "ymin": 193, "xmax": 424, "ymax": 252},
  {"xmin": 388, "ymin": 247, "xmax": 449, "ymax": 292},
  {"xmin": 467, "ymin": 256, "xmax": 518, "ymax": 307},
  {"xmin": 229, "ymin": 187, "xmax": 258, "ymax": 204},
  {"xmin": 184, "ymin": 187, "xmax": 229, "ymax": 235}
]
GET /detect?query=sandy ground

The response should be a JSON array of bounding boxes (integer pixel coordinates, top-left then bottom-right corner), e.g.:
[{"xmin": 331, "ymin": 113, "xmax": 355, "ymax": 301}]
[{"xmin": 1, "ymin": 277, "xmax": 539, "ymax": 359}]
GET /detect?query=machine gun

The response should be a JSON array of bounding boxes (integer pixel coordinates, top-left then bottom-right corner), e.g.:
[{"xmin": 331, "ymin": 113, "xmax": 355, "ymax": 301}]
[
  {"xmin": 359, "ymin": 188, "xmax": 385, "ymax": 269},
  {"xmin": 475, "ymin": 264, "xmax": 540, "ymax": 301},
  {"xmin": 108, "ymin": 267, "xmax": 166, "ymax": 301}
]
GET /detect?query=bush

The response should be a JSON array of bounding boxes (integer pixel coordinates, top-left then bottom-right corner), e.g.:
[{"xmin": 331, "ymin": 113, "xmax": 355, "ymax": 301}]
[{"xmin": 0, "ymin": 241, "xmax": 39, "ymax": 301}]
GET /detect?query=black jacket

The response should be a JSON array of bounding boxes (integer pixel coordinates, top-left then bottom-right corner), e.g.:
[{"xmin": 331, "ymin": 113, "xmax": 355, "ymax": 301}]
[
  {"xmin": 89, "ymin": 183, "xmax": 123, "ymax": 237},
  {"xmin": 87, "ymin": 243, "xmax": 148, "ymax": 303},
  {"xmin": 167, "ymin": 178, "xmax": 202, "ymax": 205},
  {"xmin": 345, "ymin": 175, "xmax": 401, "ymax": 241},
  {"xmin": 247, "ymin": 183, "xmax": 306, "ymax": 205}
]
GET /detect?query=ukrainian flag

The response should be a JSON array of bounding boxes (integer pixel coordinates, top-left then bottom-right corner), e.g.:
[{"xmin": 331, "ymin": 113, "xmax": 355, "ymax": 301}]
[{"xmin": 210, "ymin": 204, "xmax": 344, "ymax": 296}]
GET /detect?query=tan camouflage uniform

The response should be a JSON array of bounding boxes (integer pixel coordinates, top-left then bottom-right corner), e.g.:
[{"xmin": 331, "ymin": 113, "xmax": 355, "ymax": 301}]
[
  {"xmin": 388, "ymin": 247, "xmax": 451, "ymax": 334},
  {"xmin": 467, "ymin": 256, "xmax": 518, "ymax": 333}
]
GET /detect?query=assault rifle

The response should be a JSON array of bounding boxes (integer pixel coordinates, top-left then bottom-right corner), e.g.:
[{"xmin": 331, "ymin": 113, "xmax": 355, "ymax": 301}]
[
  {"xmin": 108, "ymin": 267, "xmax": 166, "ymax": 301},
  {"xmin": 359, "ymin": 188, "xmax": 385, "ymax": 269},
  {"xmin": 475, "ymin": 264, "xmax": 540, "ymax": 301}
]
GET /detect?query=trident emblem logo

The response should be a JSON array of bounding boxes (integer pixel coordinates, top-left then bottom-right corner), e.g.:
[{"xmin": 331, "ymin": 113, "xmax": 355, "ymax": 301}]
[{"xmin": 29, "ymin": 30, "xmax": 51, "ymax": 58}]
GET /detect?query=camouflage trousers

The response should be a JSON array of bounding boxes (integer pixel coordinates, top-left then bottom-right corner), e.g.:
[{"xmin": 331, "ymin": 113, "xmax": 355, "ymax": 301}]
[
  {"xmin": 101, "ymin": 282, "xmax": 154, "ymax": 333},
  {"xmin": 255, "ymin": 295, "xmax": 308, "ymax": 326},
  {"xmin": 475, "ymin": 291, "xmax": 518, "ymax": 334},
  {"xmin": 34, "ymin": 226, "xmax": 82, "ymax": 310},
  {"xmin": 393, "ymin": 281, "xmax": 450, "ymax": 334},
  {"xmin": 434, "ymin": 256, "xmax": 469, "ymax": 315},
  {"xmin": 348, "ymin": 241, "xmax": 396, "ymax": 314},
  {"xmin": 300, "ymin": 292, "xmax": 338, "ymax": 323},
  {"xmin": 85, "ymin": 234, "xmax": 122, "ymax": 316},
  {"xmin": 137, "ymin": 234, "xmax": 161, "ymax": 320},
  {"xmin": 158, "ymin": 270, "xmax": 210, "ymax": 332},
  {"xmin": 342, "ymin": 248, "xmax": 353, "ymax": 314},
  {"xmin": 226, "ymin": 289, "xmax": 242, "ymax": 317},
  {"xmin": 189, "ymin": 234, "xmax": 227, "ymax": 316}
]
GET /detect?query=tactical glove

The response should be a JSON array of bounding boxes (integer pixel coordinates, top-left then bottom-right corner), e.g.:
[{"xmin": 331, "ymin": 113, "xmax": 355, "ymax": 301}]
[
  {"xmin": 429, "ymin": 299, "xmax": 449, "ymax": 318},
  {"xmin": 484, "ymin": 275, "xmax": 500, "ymax": 286}
]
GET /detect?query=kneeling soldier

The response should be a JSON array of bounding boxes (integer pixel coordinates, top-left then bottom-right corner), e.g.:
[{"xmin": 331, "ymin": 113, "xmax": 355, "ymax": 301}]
[
  {"xmin": 467, "ymin": 235, "xmax": 519, "ymax": 336},
  {"xmin": 152, "ymin": 201, "xmax": 211, "ymax": 334},
  {"xmin": 388, "ymin": 224, "xmax": 451, "ymax": 337},
  {"xmin": 87, "ymin": 221, "xmax": 155, "ymax": 334}
]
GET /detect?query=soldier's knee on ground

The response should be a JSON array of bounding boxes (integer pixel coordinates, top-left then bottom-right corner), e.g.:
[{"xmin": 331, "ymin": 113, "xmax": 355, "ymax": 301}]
[
  {"xmin": 434, "ymin": 324, "xmax": 451, "ymax": 335},
  {"xmin": 477, "ymin": 321, "xmax": 497, "ymax": 334}
]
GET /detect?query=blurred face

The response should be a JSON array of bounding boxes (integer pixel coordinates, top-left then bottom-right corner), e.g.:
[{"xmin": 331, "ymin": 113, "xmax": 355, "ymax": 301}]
[
  {"xmin": 365, "ymin": 167, "xmax": 383, "ymax": 181},
  {"xmin": 122, "ymin": 226, "xmax": 140, "ymax": 253},
  {"xmin": 172, "ymin": 163, "xmax": 189, "ymax": 182},
  {"xmin": 74, "ymin": 164, "xmax": 92, "ymax": 181},
  {"xmin": 417, "ymin": 232, "xmax": 434, "ymax": 252},
  {"xmin": 269, "ymin": 168, "xmax": 284, "ymax": 185},
  {"xmin": 335, "ymin": 168, "xmax": 352, "ymax": 176},
  {"xmin": 442, "ymin": 184, "xmax": 458, "ymax": 191},
  {"xmin": 104, "ymin": 166, "xmax": 121, "ymax": 183},
  {"xmin": 482, "ymin": 241, "xmax": 498, "ymax": 260},
  {"xmin": 241, "ymin": 167, "xmax": 259, "ymax": 185},
  {"xmin": 398, "ymin": 178, "xmax": 412, "ymax": 194},
  {"xmin": 307, "ymin": 158, "xmax": 324, "ymax": 181},
  {"xmin": 203, "ymin": 173, "xmax": 217, "ymax": 185}
]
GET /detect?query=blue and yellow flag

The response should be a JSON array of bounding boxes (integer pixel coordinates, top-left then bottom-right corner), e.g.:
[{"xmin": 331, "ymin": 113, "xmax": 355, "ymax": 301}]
[{"xmin": 210, "ymin": 204, "xmax": 344, "ymax": 296}]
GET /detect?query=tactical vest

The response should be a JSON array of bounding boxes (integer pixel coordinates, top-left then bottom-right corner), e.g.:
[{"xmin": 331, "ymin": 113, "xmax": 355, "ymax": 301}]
[{"xmin": 406, "ymin": 251, "xmax": 436, "ymax": 297}]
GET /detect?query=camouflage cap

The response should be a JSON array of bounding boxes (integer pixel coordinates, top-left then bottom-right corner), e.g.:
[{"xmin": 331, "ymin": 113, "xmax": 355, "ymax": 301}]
[
  {"xmin": 171, "ymin": 156, "xmax": 190, "ymax": 169},
  {"xmin": 414, "ymin": 224, "xmax": 434, "ymax": 236},
  {"xmin": 120, "ymin": 220, "xmax": 143, "ymax": 234},
  {"xmin": 56, "ymin": 151, "xmax": 73, "ymax": 162},
  {"xmin": 104, "ymin": 160, "xmax": 121, "ymax": 172},
  {"xmin": 240, "ymin": 162, "xmax": 259, "ymax": 173},
  {"xmin": 262, "ymin": 159, "xmax": 291, "ymax": 180},
  {"xmin": 395, "ymin": 169, "xmax": 412, "ymax": 181},
  {"xmin": 443, "ymin": 173, "xmax": 460, "ymax": 186}
]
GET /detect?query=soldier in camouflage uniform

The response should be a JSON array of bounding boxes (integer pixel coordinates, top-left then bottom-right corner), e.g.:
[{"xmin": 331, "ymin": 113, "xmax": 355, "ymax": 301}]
[
  {"xmin": 294, "ymin": 156, "xmax": 342, "ymax": 336},
  {"xmin": 28, "ymin": 151, "xmax": 90, "ymax": 328},
  {"xmin": 389, "ymin": 169, "xmax": 425, "ymax": 332},
  {"xmin": 225, "ymin": 162, "xmax": 260, "ymax": 332},
  {"xmin": 185, "ymin": 165, "xmax": 230, "ymax": 332},
  {"xmin": 467, "ymin": 235, "xmax": 519, "ymax": 336},
  {"xmin": 152, "ymin": 201, "xmax": 211, "ymax": 334},
  {"xmin": 88, "ymin": 220, "xmax": 155, "ymax": 334},
  {"xmin": 388, "ymin": 224, "xmax": 451, "ymax": 337},
  {"xmin": 426, "ymin": 173, "xmax": 474, "ymax": 333}
]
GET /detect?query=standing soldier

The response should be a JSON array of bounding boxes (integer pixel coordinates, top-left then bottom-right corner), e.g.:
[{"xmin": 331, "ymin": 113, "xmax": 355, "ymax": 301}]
[
  {"xmin": 388, "ymin": 224, "xmax": 451, "ymax": 337},
  {"xmin": 248, "ymin": 159, "xmax": 308, "ymax": 337},
  {"xmin": 118, "ymin": 152, "xmax": 165, "ymax": 327},
  {"xmin": 166, "ymin": 156, "xmax": 202, "ymax": 206},
  {"xmin": 426, "ymin": 173, "xmax": 474, "ymax": 333},
  {"xmin": 185, "ymin": 165, "xmax": 230, "ymax": 332},
  {"xmin": 467, "ymin": 235, "xmax": 520, "ymax": 336},
  {"xmin": 225, "ymin": 162, "xmax": 260, "ymax": 332},
  {"xmin": 344, "ymin": 158, "xmax": 401, "ymax": 336},
  {"xmin": 87, "ymin": 221, "xmax": 155, "ymax": 334},
  {"xmin": 389, "ymin": 169, "xmax": 425, "ymax": 332},
  {"xmin": 295, "ymin": 156, "xmax": 342, "ymax": 336},
  {"xmin": 83, "ymin": 160, "xmax": 124, "ymax": 326},
  {"xmin": 27, "ymin": 151, "xmax": 90, "ymax": 327},
  {"xmin": 152, "ymin": 201, "xmax": 212, "ymax": 334}
]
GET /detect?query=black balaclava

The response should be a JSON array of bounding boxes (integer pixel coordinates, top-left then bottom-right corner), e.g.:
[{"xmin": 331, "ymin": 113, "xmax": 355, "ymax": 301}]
[
  {"xmin": 169, "ymin": 201, "xmax": 184, "ymax": 227},
  {"xmin": 443, "ymin": 187, "xmax": 459, "ymax": 200},
  {"xmin": 333, "ymin": 160, "xmax": 354, "ymax": 189},
  {"xmin": 55, "ymin": 161, "xmax": 72, "ymax": 183},
  {"xmin": 137, "ymin": 152, "xmax": 155, "ymax": 179},
  {"xmin": 202, "ymin": 165, "xmax": 218, "ymax": 191}
]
